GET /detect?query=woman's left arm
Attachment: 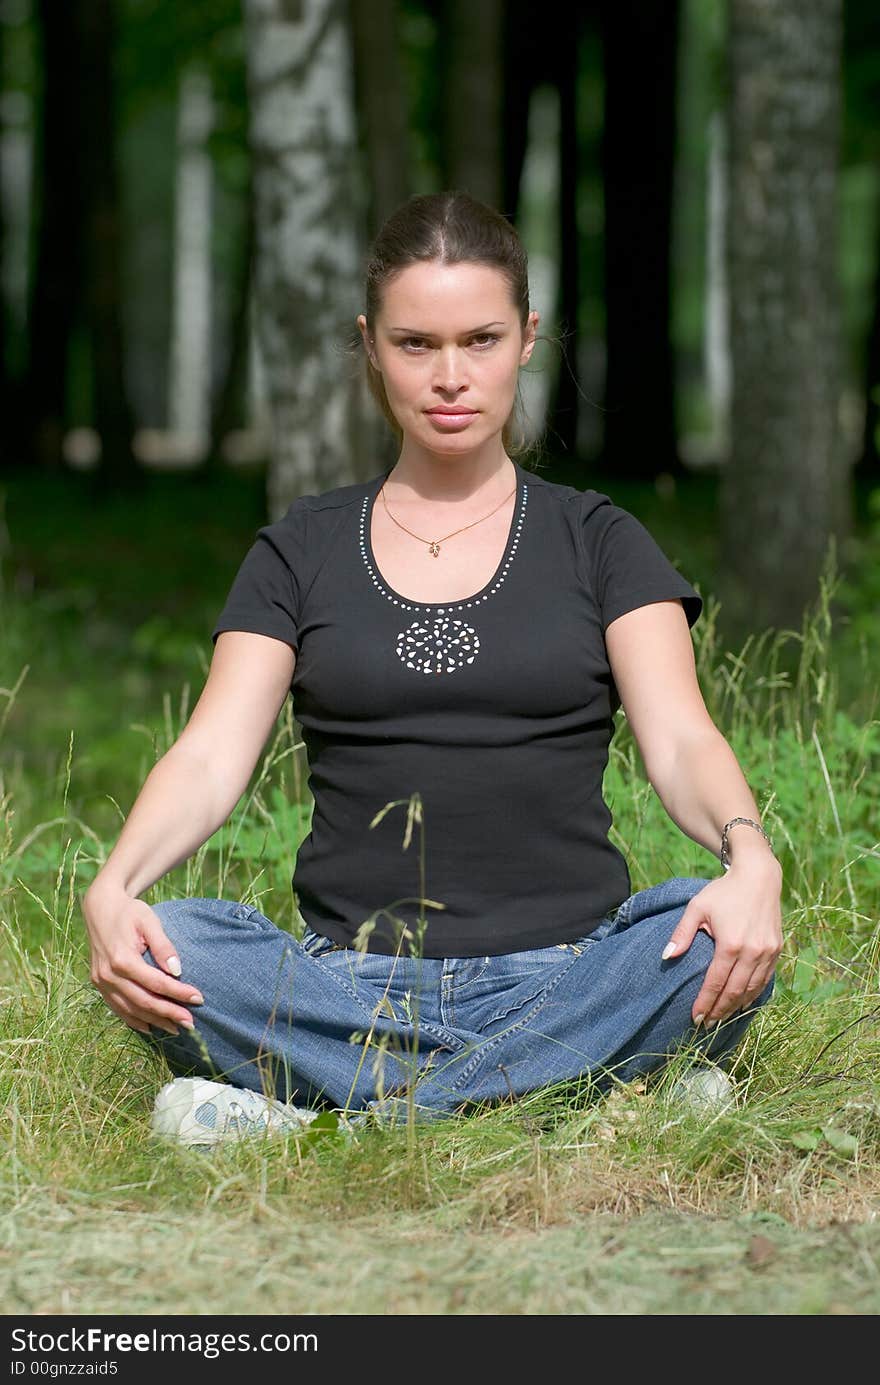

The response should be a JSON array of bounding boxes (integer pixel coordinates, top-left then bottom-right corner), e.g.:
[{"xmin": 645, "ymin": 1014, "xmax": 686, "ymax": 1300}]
[{"xmin": 605, "ymin": 599, "xmax": 784, "ymax": 1026}]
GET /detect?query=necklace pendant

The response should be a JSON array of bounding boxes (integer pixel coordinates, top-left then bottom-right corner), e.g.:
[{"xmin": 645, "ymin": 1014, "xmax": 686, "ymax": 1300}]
[{"xmin": 428, "ymin": 542, "xmax": 441, "ymax": 557}]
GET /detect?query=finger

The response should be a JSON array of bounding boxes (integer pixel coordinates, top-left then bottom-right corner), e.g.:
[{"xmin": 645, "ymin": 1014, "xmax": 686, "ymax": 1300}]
[
  {"xmin": 737, "ymin": 958, "xmax": 776, "ymax": 1014},
  {"xmin": 102, "ymin": 964, "xmax": 202, "ymax": 1025},
  {"xmin": 105, "ymin": 991, "xmax": 178, "ymax": 1037},
  {"xmin": 124, "ymin": 1018, "xmax": 153, "ymax": 1036},
  {"xmin": 100, "ymin": 996, "xmax": 152, "ymax": 1035},
  {"xmin": 140, "ymin": 909, "xmax": 185, "ymax": 979},
  {"xmin": 110, "ymin": 978, "xmax": 198, "ymax": 1033},
  {"xmin": 119, "ymin": 952, "xmax": 205, "ymax": 1009},
  {"xmin": 661, "ymin": 903, "xmax": 706, "ymax": 961},
  {"xmin": 104, "ymin": 941, "xmax": 205, "ymax": 1008},
  {"xmin": 702, "ymin": 955, "xmax": 759, "ymax": 1025},
  {"xmin": 711, "ymin": 952, "xmax": 777, "ymax": 1023},
  {"xmin": 691, "ymin": 950, "xmax": 735, "ymax": 1025}
]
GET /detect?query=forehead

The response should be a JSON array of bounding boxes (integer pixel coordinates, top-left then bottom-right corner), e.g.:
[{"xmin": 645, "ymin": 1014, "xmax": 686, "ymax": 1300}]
[{"xmin": 378, "ymin": 260, "xmax": 514, "ymax": 323}]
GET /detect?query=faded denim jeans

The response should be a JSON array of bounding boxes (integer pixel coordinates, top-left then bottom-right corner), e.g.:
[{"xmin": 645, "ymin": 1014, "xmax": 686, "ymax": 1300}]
[{"xmin": 139, "ymin": 875, "xmax": 774, "ymax": 1124}]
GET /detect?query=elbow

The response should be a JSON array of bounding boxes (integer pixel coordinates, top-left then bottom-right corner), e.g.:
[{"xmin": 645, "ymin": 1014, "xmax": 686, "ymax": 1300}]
[
  {"xmin": 165, "ymin": 738, "xmax": 251, "ymax": 823},
  {"xmin": 645, "ymin": 724, "xmax": 726, "ymax": 802}
]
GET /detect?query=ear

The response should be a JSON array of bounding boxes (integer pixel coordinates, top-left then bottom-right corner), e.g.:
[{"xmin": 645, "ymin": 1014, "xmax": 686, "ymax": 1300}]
[
  {"xmin": 520, "ymin": 310, "xmax": 539, "ymax": 366},
  {"xmin": 357, "ymin": 314, "xmax": 379, "ymax": 370}
]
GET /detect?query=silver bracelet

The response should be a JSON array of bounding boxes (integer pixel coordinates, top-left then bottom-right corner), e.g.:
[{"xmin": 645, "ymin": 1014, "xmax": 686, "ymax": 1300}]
[{"xmin": 720, "ymin": 816, "xmax": 774, "ymax": 871}]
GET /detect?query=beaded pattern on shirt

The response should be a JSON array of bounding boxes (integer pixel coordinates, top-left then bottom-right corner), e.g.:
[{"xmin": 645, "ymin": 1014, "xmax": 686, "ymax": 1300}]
[{"xmin": 359, "ymin": 483, "xmax": 528, "ymax": 675}]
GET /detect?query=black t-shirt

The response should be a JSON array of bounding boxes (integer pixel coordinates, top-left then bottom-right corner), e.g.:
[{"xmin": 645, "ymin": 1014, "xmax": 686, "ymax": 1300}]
[{"xmin": 211, "ymin": 458, "xmax": 703, "ymax": 956}]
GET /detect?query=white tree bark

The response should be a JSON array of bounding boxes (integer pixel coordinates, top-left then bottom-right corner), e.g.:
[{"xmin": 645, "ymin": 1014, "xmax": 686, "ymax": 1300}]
[
  {"xmin": 168, "ymin": 66, "xmax": 213, "ymax": 459},
  {"xmin": 517, "ymin": 84, "xmax": 559, "ymax": 445},
  {"xmin": 243, "ymin": 0, "xmax": 369, "ymax": 520},
  {"xmin": 0, "ymin": 88, "xmax": 31, "ymax": 352},
  {"xmin": 705, "ymin": 108, "xmax": 730, "ymax": 461},
  {"xmin": 0, "ymin": 0, "xmax": 32, "ymax": 364}
]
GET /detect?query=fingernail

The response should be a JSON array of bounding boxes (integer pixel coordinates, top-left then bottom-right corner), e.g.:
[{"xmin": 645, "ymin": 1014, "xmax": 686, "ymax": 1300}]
[
  {"xmin": 180, "ymin": 1016, "xmax": 195, "ymax": 1030},
  {"xmin": 661, "ymin": 941, "xmax": 679, "ymax": 960},
  {"xmin": 167, "ymin": 955, "xmax": 181, "ymax": 977},
  {"xmin": 693, "ymin": 1013, "xmax": 705, "ymax": 1027},
  {"xmin": 166, "ymin": 1026, "xmax": 180, "ymax": 1038},
  {"xmin": 188, "ymin": 991, "xmax": 204, "ymax": 1005}
]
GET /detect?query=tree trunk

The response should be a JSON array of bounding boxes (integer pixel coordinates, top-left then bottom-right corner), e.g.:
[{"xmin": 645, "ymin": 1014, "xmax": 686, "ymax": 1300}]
[
  {"xmin": 345, "ymin": 0, "xmax": 412, "ymax": 478},
  {"xmin": 243, "ymin": 0, "xmax": 369, "ymax": 520},
  {"xmin": 208, "ymin": 167, "xmax": 256, "ymax": 471},
  {"xmin": 76, "ymin": 0, "xmax": 138, "ymax": 487},
  {"xmin": 442, "ymin": 0, "xmax": 504, "ymax": 208},
  {"xmin": 0, "ymin": 4, "xmax": 33, "ymax": 469},
  {"xmin": 600, "ymin": 0, "xmax": 682, "ymax": 480},
  {"xmin": 25, "ymin": 0, "xmax": 83, "ymax": 469},
  {"xmin": 719, "ymin": 0, "xmax": 851, "ymax": 637},
  {"xmin": 168, "ymin": 66, "xmax": 214, "ymax": 465},
  {"xmin": 853, "ymin": 164, "xmax": 880, "ymax": 498},
  {"xmin": 500, "ymin": 0, "xmax": 535, "ymax": 217},
  {"xmin": 348, "ymin": 0, "xmax": 410, "ymax": 230},
  {"xmin": 543, "ymin": 5, "xmax": 582, "ymax": 464}
]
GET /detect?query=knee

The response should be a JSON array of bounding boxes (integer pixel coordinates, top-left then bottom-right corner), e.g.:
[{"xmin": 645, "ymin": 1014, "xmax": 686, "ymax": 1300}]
[
  {"xmin": 671, "ymin": 933, "xmax": 776, "ymax": 1013},
  {"xmin": 667, "ymin": 926, "xmax": 716, "ymax": 986},
  {"xmin": 621, "ymin": 876, "xmax": 715, "ymax": 932},
  {"xmin": 146, "ymin": 897, "xmax": 187, "ymax": 950},
  {"xmin": 142, "ymin": 897, "xmax": 196, "ymax": 974},
  {"xmin": 142, "ymin": 896, "xmax": 242, "ymax": 987}
]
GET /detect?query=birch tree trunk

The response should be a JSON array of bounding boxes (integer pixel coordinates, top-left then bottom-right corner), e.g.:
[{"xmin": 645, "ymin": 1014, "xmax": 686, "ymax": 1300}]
[
  {"xmin": 719, "ymin": 0, "xmax": 851, "ymax": 635},
  {"xmin": 0, "ymin": 3, "xmax": 32, "ymax": 469},
  {"xmin": 243, "ymin": 0, "xmax": 368, "ymax": 520},
  {"xmin": 168, "ymin": 67, "xmax": 214, "ymax": 462}
]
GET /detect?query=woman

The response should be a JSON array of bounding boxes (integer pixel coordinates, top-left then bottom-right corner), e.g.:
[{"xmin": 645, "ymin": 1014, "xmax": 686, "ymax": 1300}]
[{"xmin": 82, "ymin": 191, "xmax": 783, "ymax": 1146}]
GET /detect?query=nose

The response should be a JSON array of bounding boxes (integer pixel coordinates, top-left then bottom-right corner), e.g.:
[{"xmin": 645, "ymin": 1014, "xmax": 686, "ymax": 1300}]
[{"xmin": 433, "ymin": 345, "xmax": 469, "ymax": 393}]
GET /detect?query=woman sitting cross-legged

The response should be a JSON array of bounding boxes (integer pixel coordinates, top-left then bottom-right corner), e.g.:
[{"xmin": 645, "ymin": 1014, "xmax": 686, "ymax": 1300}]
[{"xmin": 82, "ymin": 190, "xmax": 783, "ymax": 1147}]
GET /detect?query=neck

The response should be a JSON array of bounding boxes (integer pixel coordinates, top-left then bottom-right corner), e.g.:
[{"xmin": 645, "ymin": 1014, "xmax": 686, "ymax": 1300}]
[{"xmin": 386, "ymin": 446, "xmax": 515, "ymax": 502}]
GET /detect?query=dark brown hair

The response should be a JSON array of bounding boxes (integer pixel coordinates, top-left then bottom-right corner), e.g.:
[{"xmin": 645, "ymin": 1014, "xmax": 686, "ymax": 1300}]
[{"xmin": 356, "ymin": 190, "xmax": 544, "ymax": 459}]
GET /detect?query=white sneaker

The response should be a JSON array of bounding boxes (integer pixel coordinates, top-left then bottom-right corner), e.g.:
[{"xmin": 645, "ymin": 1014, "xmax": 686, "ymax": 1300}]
[
  {"xmin": 150, "ymin": 1077, "xmax": 332, "ymax": 1148},
  {"xmin": 666, "ymin": 1065, "xmax": 736, "ymax": 1115}
]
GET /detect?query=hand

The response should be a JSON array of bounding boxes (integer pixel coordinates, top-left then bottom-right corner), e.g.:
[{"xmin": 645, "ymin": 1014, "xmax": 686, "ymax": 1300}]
[
  {"xmin": 660, "ymin": 863, "xmax": 783, "ymax": 1026},
  {"xmin": 82, "ymin": 883, "xmax": 204, "ymax": 1036}
]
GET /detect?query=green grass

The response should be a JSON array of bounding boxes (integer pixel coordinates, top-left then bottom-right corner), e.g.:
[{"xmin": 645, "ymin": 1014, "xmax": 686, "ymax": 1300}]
[{"xmin": 1, "ymin": 466, "xmax": 879, "ymax": 1315}]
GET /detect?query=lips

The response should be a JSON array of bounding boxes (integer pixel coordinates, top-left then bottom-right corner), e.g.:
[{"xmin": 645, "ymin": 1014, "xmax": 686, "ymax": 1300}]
[{"xmin": 427, "ymin": 408, "xmax": 477, "ymax": 416}]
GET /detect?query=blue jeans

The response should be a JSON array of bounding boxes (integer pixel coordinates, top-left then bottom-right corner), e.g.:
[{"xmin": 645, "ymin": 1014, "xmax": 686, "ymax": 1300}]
[{"xmin": 140, "ymin": 875, "xmax": 774, "ymax": 1123}]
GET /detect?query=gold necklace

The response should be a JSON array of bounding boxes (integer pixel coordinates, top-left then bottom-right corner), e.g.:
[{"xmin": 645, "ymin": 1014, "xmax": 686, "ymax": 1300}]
[{"xmin": 379, "ymin": 476, "xmax": 517, "ymax": 557}]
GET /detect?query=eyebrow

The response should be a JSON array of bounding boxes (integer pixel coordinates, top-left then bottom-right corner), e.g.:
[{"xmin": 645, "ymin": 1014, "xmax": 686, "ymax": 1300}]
[{"xmin": 387, "ymin": 321, "xmax": 508, "ymax": 333}]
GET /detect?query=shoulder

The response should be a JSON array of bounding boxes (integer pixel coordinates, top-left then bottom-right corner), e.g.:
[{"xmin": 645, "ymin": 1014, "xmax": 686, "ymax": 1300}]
[
  {"xmin": 265, "ymin": 474, "xmax": 372, "ymax": 529},
  {"xmin": 518, "ymin": 464, "xmax": 618, "ymax": 541},
  {"xmin": 519, "ymin": 463, "xmax": 596, "ymax": 506},
  {"xmin": 296, "ymin": 475, "xmax": 374, "ymax": 513},
  {"xmin": 519, "ymin": 464, "xmax": 615, "ymax": 517},
  {"xmin": 519, "ymin": 465, "xmax": 661, "ymax": 584},
  {"xmin": 520, "ymin": 464, "xmax": 676, "ymax": 551},
  {"xmin": 254, "ymin": 472, "xmax": 377, "ymax": 557}
]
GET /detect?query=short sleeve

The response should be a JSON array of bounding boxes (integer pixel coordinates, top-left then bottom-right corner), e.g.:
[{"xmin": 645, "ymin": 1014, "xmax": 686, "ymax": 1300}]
[
  {"xmin": 211, "ymin": 514, "xmax": 302, "ymax": 653},
  {"xmin": 581, "ymin": 494, "xmax": 703, "ymax": 633}
]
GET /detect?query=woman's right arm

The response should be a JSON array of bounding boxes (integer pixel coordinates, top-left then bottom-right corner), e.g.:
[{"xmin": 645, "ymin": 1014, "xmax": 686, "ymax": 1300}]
[{"xmin": 81, "ymin": 631, "xmax": 296, "ymax": 1036}]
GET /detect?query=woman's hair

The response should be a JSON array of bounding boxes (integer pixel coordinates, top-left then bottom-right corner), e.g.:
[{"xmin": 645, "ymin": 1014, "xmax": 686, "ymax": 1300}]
[{"xmin": 356, "ymin": 190, "xmax": 544, "ymax": 459}]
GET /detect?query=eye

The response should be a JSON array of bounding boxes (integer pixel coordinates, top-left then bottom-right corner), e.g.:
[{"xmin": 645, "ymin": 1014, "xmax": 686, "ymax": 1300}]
[{"xmin": 398, "ymin": 333, "xmax": 499, "ymax": 352}]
